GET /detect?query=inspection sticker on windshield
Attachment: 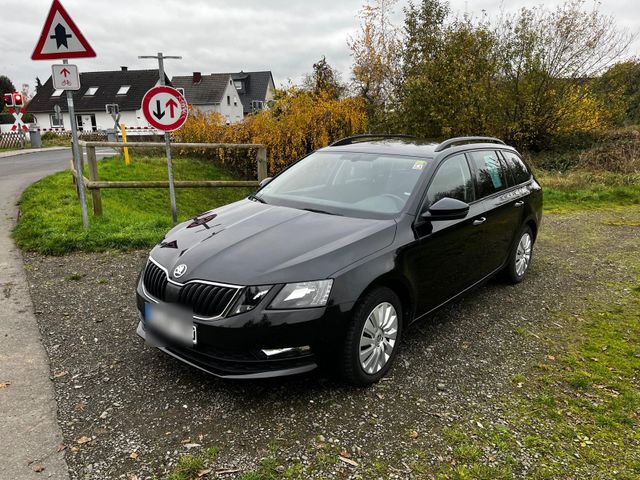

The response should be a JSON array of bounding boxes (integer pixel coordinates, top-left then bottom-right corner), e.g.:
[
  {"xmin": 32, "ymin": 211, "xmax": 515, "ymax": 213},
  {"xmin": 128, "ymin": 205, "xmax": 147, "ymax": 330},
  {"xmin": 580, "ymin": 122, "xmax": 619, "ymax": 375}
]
[{"xmin": 412, "ymin": 160, "xmax": 426, "ymax": 170}]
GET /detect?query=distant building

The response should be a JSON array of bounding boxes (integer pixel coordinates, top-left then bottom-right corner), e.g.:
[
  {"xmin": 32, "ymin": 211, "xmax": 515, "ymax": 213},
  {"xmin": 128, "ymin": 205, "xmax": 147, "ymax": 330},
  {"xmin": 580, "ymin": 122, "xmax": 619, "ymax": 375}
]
[
  {"xmin": 171, "ymin": 72, "xmax": 244, "ymax": 124},
  {"xmin": 26, "ymin": 67, "xmax": 165, "ymax": 132},
  {"xmin": 226, "ymin": 71, "xmax": 276, "ymax": 116},
  {"xmin": 171, "ymin": 71, "xmax": 276, "ymax": 121}
]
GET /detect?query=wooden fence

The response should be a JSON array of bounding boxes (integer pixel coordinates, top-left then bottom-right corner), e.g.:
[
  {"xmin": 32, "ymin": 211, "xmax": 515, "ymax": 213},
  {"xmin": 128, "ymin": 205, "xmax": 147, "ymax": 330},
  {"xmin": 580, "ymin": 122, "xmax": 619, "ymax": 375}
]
[
  {"xmin": 70, "ymin": 141, "xmax": 267, "ymax": 217},
  {"xmin": 0, "ymin": 131, "xmax": 27, "ymax": 149}
]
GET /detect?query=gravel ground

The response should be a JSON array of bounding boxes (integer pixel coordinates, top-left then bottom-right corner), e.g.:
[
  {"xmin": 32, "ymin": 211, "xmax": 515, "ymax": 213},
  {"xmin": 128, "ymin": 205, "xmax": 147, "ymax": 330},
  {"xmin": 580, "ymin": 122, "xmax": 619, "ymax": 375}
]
[{"xmin": 22, "ymin": 208, "xmax": 640, "ymax": 479}]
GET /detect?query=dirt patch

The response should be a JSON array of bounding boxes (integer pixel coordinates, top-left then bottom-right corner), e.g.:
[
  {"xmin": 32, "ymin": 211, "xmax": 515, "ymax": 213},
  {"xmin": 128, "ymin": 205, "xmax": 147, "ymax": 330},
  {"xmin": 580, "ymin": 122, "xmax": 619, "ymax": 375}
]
[{"xmin": 22, "ymin": 208, "xmax": 640, "ymax": 479}]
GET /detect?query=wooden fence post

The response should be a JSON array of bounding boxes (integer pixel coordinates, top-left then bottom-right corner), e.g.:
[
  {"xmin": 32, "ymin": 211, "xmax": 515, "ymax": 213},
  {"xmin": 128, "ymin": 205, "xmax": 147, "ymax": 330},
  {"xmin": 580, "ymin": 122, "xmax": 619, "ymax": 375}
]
[
  {"xmin": 86, "ymin": 145, "xmax": 103, "ymax": 216},
  {"xmin": 256, "ymin": 146, "xmax": 268, "ymax": 182}
]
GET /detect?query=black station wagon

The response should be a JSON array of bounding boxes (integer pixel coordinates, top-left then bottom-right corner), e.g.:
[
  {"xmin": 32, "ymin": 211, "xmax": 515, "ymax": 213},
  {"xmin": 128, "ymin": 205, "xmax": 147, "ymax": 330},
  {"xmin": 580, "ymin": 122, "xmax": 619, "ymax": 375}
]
[{"xmin": 136, "ymin": 135, "xmax": 542, "ymax": 385}]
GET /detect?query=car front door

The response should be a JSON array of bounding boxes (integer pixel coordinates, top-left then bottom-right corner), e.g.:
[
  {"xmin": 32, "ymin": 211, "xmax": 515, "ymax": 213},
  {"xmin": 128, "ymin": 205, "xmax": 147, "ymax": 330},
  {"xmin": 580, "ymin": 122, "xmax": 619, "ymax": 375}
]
[
  {"xmin": 403, "ymin": 153, "xmax": 485, "ymax": 316},
  {"xmin": 466, "ymin": 149, "xmax": 523, "ymax": 274}
]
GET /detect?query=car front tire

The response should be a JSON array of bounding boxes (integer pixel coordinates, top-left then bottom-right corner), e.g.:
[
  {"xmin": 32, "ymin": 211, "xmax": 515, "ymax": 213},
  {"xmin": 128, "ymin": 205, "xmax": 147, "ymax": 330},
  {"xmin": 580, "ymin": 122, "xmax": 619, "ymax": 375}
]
[
  {"xmin": 341, "ymin": 287, "xmax": 403, "ymax": 386},
  {"xmin": 505, "ymin": 225, "xmax": 534, "ymax": 284}
]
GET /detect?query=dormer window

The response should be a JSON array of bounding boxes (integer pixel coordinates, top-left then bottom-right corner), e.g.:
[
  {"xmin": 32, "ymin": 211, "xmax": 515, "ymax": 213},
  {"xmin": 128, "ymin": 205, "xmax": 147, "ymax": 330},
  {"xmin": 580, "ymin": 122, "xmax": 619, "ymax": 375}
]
[
  {"xmin": 234, "ymin": 80, "xmax": 243, "ymax": 90},
  {"xmin": 51, "ymin": 89, "xmax": 63, "ymax": 97},
  {"xmin": 116, "ymin": 85, "xmax": 130, "ymax": 95},
  {"xmin": 85, "ymin": 87, "xmax": 99, "ymax": 96}
]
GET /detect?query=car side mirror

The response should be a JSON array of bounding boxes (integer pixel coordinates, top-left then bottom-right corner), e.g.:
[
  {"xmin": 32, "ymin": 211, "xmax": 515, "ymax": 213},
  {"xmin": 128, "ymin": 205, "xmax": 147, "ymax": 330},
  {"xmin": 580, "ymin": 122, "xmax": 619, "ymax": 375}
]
[
  {"xmin": 259, "ymin": 177, "xmax": 273, "ymax": 188},
  {"xmin": 421, "ymin": 197, "xmax": 470, "ymax": 221}
]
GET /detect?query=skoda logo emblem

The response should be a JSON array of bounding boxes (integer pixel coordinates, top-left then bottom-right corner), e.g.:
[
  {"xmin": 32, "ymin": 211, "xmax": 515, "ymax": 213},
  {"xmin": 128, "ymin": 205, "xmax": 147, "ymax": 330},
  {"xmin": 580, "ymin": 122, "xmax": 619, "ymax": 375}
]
[{"xmin": 173, "ymin": 264, "xmax": 187, "ymax": 278}]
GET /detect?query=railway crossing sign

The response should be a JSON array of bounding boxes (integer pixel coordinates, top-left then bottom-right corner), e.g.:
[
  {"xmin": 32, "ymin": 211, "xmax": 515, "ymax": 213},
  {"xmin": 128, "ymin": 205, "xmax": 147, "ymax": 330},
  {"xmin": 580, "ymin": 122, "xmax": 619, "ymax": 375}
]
[
  {"xmin": 3, "ymin": 93, "xmax": 29, "ymax": 132},
  {"xmin": 31, "ymin": 0, "xmax": 96, "ymax": 60},
  {"xmin": 52, "ymin": 63, "xmax": 80, "ymax": 90},
  {"xmin": 141, "ymin": 86, "xmax": 189, "ymax": 131}
]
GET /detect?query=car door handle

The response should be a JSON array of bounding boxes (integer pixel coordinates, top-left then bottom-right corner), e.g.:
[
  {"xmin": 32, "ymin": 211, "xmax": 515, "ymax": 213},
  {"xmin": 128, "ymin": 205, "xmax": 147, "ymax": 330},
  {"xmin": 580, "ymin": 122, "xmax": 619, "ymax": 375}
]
[
  {"xmin": 472, "ymin": 217, "xmax": 486, "ymax": 226},
  {"xmin": 514, "ymin": 201, "xmax": 524, "ymax": 207}
]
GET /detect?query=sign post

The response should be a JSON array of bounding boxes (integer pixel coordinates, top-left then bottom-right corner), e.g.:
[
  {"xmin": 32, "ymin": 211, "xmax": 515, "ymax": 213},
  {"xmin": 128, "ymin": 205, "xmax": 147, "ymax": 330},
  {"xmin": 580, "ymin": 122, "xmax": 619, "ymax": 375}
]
[
  {"xmin": 139, "ymin": 52, "xmax": 184, "ymax": 225},
  {"xmin": 32, "ymin": 0, "xmax": 96, "ymax": 229}
]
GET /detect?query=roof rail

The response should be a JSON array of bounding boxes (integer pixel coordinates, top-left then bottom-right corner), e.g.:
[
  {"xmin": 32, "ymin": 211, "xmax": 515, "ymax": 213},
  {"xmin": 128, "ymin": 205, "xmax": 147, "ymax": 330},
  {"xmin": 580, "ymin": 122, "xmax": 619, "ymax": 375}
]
[
  {"xmin": 434, "ymin": 136, "xmax": 505, "ymax": 152},
  {"xmin": 330, "ymin": 134, "xmax": 416, "ymax": 147}
]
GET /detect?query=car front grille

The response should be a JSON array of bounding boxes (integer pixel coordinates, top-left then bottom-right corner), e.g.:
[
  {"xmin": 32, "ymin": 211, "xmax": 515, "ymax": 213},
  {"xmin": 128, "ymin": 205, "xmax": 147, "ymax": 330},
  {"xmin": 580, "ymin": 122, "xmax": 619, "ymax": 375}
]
[
  {"xmin": 142, "ymin": 261, "xmax": 239, "ymax": 319},
  {"xmin": 177, "ymin": 282, "xmax": 238, "ymax": 318},
  {"xmin": 142, "ymin": 261, "xmax": 168, "ymax": 300}
]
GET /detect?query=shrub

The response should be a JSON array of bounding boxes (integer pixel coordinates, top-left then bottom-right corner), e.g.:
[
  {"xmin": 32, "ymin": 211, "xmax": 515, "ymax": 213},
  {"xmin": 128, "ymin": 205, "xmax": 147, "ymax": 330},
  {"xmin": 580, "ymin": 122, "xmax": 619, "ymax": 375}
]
[{"xmin": 175, "ymin": 88, "xmax": 367, "ymax": 178}]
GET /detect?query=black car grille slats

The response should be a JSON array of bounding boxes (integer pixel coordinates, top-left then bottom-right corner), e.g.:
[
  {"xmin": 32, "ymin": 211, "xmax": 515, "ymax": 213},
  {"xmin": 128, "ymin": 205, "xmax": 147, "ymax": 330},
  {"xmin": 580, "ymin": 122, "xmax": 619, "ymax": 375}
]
[
  {"xmin": 143, "ymin": 261, "xmax": 168, "ymax": 300},
  {"xmin": 178, "ymin": 282, "xmax": 237, "ymax": 317},
  {"xmin": 142, "ymin": 262, "xmax": 237, "ymax": 318}
]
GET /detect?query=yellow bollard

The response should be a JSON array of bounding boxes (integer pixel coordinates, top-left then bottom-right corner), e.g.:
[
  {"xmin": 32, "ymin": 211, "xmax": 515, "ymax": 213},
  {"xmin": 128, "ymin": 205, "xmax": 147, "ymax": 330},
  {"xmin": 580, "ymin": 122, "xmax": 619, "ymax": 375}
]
[{"xmin": 120, "ymin": 123, "xmax": 131, "ymax": 165}]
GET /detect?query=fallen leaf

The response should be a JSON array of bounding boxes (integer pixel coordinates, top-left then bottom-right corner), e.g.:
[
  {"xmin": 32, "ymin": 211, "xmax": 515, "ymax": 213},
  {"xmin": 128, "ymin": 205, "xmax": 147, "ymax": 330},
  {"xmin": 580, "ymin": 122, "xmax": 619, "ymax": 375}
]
[
  {"xmin": 56, "ymin": 443, "xmax": 66, "ymax": 452},
  {"xmin": 197, "ymin": 468, "xmax": 211, "ymax": 477},
  {"xmin": 76, "ymin": 436, "xmax": 92, "ymax": 445},
  {"xmin": 547, "ymin": 355, "xmax": 556, "ymax": 361},
  {"xmin": 53, "ymin": 371, "xmax": 68, "ymax": 379},
  {"xmin": 183, "ymin": 443, "xmax": 201, "ymax": 449},
  {"xmin": 339, "ymin": 456, "xmax": 359, "ymax": 467},
  {"xmin": 32, "ymin": 465, "xmax": 45, "ymax": 473},
  {"xmin": 408, "ymin": 430, "xmax": 419, "ymax": 439},
  {"xmin": 340, "ymin": 450, "xmax": 351, "ymax": 458},
  {"xmin": 0, "ymin": 382, "xmax": 10, "ymax": 389},
  {"xmin": 130, "ymin": 452, "xmax": 138, "ymax": 460}
]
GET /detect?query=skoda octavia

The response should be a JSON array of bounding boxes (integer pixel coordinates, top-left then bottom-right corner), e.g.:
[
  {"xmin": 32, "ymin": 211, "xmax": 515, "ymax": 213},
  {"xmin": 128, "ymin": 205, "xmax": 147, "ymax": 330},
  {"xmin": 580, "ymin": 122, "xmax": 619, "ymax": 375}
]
[{"xmin": 136, "ymin": 135, "xmax": 542, "ymax": 385}]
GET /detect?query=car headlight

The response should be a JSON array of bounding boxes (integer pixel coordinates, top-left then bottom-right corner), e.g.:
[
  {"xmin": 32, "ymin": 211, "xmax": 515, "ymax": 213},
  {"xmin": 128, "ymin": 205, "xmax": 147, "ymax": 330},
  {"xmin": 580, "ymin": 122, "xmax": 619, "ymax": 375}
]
[
  {"xmin": 269, "ymin": 280, "xmax": 333, "ymax": 309},
  {"xmin": 230, "ymin": 285, "xmax": 272, "ymax": 315}
]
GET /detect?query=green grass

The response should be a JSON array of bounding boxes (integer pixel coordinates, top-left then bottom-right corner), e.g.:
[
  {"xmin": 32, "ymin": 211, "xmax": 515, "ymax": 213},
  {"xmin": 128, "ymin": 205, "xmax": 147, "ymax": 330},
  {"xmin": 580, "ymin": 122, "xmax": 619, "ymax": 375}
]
[
  {"xmin": 537, "ymin": 170, "xmax": 640, "ymax": 214},
  {"xmin": 431, "ymin": 274, "xmax": 640, "ymax": 479},
  {"xmin": 13, "ymin": 155, "xmax": 252, "ymax": 255},
  {"xmin": 166, "ymin": 447, "xmax": 220, "ymax": 480}
]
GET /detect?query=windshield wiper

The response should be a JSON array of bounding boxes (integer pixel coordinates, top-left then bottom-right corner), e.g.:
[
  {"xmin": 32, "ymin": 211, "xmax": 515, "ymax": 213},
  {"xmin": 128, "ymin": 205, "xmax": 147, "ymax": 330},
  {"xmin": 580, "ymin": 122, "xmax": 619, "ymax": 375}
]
[
  {"xmin": 248, "ymin": 194, "xmax": 267, "ymax": 204},
  {"xmin": 302, "ymin": 208, "xmax": 342, "ymax": 216}
]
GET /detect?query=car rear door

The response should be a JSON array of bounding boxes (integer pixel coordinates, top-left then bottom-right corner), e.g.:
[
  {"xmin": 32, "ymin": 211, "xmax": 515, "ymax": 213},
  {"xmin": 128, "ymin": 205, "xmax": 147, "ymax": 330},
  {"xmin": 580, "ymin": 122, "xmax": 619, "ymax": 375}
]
[{"xmin": 466, "ymin": 149, "xmax": 523, "ymax": 274}]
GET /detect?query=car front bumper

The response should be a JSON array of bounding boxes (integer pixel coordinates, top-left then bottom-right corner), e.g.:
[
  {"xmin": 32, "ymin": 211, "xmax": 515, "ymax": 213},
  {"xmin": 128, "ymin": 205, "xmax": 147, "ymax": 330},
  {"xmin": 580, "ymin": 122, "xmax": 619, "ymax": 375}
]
[{"xmin": 135, "ymin": 280, "xmax": 349, "ymax": 379}]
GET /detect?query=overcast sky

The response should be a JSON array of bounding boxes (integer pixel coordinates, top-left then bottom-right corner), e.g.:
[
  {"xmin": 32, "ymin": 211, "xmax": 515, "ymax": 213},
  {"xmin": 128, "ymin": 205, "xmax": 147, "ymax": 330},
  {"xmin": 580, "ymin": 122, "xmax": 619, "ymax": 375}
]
[{"xmin": 3, "ymin": 0, "xmax": 639, "ymax": 95}]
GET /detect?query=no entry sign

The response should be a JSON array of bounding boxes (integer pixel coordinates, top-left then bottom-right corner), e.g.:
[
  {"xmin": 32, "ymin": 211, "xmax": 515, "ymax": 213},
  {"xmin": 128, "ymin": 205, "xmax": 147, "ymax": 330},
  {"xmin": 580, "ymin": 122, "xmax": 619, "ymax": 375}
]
[{"xmin": 141, "ymin": 86, "xmax": 188, "ymax": 131}]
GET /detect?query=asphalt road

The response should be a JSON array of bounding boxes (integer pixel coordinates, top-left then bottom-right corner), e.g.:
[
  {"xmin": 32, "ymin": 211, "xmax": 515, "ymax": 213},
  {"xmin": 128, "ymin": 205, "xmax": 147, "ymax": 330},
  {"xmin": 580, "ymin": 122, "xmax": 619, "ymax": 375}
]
[{"xmin": 0, "ymin": 147, "xmax": 112, "ymax": 480}]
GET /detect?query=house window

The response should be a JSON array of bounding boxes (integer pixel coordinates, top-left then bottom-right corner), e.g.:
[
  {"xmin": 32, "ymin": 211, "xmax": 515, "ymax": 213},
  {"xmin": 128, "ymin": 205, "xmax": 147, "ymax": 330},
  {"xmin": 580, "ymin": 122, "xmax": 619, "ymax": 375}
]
[
  {"xmin": 85, "ymin": 87, "xmax": 99, "ymax": 96},
  {"xmin": 116, "ymin": 85, "xmax": 130, "ymax": 95},
  {"xmin": 234, "ymin": 80, "xmax": 243, "ymax": 90},
  {"xmin": 51, "ymin": 89, "xmax": 63, "ymax": 97},
  {"xmin": 49, "ymin": 113, "xmax": 64, "ymax": 128},
  {"xmin": 227, "ymin": 95, "xmax": 230, "ymax": 106},
  {"xmin": 251, "ymin": 100, "xmax": 264, "ymax": 111}
]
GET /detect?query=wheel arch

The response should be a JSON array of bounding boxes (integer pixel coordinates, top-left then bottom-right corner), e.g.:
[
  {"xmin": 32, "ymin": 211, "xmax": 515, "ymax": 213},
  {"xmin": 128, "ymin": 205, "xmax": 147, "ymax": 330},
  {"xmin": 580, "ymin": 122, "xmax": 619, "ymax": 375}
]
[{"xmin": 356, "ymin": 274, "xmax": 415, "ymax": 327}]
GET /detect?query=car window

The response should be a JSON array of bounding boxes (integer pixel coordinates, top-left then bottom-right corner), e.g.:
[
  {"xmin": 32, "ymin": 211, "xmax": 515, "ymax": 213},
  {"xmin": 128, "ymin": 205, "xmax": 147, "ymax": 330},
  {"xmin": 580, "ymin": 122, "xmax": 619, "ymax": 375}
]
[
  {"xmin": 468, "ymin": 150, "xmax": 508, "ymax": 199},
  {"xmin": 257, "ymin": 151, "xmax": 429, "ymax": 218},
  {"xmin": 423, "ymin": 154, "xmax": 474, "ymax": 210},
  {"xmin": 502, "ymin": 151, "xmax": 531, "ymax": 185}
]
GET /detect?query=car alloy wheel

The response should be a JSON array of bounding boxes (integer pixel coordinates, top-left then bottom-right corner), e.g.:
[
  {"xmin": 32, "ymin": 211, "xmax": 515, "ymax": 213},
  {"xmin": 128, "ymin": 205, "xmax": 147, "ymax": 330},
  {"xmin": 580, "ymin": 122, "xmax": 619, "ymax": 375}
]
[
  {"xmin": 359, "ymin": 302, "xmax": 398, "ymax": 375},
  {"xmin": 515, "ymin": 232, "xmax": 532, "ymax": 277}
]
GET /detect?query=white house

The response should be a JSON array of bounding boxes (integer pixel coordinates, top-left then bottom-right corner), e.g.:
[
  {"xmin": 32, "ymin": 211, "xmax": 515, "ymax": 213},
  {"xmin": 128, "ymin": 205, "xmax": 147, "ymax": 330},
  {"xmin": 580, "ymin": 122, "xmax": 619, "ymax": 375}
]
[
  {"xmin": 26, "ymin": 67, "xmax": 166, "ymax": 133},
  {"xmin": 171, "ymin": 72, "xmax": 244, "ymax": 123},
  {"xmin": 226, "ymin": 71, "xmax": 276, "ymax": 116}
]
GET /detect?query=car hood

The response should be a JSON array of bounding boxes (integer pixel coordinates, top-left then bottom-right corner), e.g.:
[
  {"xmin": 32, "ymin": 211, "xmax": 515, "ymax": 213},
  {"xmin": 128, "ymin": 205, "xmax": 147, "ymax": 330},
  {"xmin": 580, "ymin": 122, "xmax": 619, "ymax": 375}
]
[{"xmin": 150, "ymin": 199, "xmax": 397, "ymax": 285}]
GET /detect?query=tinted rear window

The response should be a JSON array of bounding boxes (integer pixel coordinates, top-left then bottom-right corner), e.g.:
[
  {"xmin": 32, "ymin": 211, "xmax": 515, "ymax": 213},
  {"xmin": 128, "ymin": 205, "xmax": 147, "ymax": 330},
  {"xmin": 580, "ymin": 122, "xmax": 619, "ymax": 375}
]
[{"xmin": 467, "ymin": 150, "xmax": 507, "ymax": 199}]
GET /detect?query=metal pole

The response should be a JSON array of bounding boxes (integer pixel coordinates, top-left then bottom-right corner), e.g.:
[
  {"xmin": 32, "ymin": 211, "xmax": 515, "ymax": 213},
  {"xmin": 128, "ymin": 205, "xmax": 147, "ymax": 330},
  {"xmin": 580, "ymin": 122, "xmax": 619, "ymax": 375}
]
[
  {"xmin": 156, "ymin": 52, "xmax": 178, "ymax": 225},
  {"xmin": 65, "ymin": 59, "xmax": 89, "ymax": 228}
]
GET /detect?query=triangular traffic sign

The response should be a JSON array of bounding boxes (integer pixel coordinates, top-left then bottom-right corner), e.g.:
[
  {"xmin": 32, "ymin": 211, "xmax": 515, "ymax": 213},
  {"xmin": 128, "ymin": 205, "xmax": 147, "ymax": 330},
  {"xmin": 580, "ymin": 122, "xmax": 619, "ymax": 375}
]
[{"xmin": 31, "ymin": 0, "xmax": 96, "ymax": 60}]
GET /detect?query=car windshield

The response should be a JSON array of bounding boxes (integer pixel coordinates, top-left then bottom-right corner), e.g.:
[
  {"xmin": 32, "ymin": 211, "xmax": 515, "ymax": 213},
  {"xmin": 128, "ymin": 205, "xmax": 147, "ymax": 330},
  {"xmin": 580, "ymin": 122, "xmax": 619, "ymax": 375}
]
[{"xmin": 255, "ymin": 151, "xmax": 429, "ymax": 218}]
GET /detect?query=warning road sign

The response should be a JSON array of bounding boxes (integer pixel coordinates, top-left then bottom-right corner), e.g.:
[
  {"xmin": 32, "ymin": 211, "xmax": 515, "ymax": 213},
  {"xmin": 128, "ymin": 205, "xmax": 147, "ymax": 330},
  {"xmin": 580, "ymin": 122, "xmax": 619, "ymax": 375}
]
[
  {"xmin": 141, "ymin": 86, "xmax": 189, "ymax": 131},
  {"xmin": 32, "ymin": 0, "xmax": 96, "ymax": 60},
  {"xmin": 52, "ymin": 64, "xmax": 80, "ymax": 90}
]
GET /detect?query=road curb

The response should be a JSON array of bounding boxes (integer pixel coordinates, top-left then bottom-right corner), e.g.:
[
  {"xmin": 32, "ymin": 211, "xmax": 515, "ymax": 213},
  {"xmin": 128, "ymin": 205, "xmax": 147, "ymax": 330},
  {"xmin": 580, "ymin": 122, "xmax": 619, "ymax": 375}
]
[{"xmin": 0, "ymin": 146, "xmax": 69, "ymax": 159}]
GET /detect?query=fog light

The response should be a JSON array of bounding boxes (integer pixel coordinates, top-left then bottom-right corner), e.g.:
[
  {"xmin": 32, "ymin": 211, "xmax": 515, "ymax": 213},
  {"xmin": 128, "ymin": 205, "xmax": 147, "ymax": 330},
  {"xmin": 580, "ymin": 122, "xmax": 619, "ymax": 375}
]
[{"xmin": 261, "ymin": 346, "xmax": 311, "ymax": 358}]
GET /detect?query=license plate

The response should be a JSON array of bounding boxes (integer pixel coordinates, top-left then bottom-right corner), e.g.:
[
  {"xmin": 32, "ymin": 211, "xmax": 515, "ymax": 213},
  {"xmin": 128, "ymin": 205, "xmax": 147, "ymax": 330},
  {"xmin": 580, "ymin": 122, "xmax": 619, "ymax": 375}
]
[{"xmin": 144, "ymin": 303, "xmax": 197, "ymax": 345}]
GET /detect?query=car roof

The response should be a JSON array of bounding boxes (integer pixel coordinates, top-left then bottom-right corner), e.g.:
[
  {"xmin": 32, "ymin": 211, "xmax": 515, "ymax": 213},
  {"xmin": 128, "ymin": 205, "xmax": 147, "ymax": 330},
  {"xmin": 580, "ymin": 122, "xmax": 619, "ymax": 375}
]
[{"xmin": 321, "ymin": 138, "xmax": 517, "ymax": 159}]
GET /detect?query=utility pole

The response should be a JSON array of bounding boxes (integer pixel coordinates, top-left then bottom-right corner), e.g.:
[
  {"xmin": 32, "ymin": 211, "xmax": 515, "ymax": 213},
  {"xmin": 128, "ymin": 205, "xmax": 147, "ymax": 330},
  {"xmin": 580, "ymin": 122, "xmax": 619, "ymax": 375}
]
[{"xmin": 138, "ymin": 52, "xmax": 182, "ymax": 225}]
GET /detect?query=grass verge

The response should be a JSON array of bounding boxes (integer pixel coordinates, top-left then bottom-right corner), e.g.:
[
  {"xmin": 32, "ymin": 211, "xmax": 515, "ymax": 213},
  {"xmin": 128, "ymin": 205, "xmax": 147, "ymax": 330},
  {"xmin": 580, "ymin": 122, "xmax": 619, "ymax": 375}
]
[
  {"xmin": 429, "ymin": 275, "xmax": 640, "ymax": 479},
  {"xmin": 13, "ymin": 155, "xmax": 252, "ymax": 255}
]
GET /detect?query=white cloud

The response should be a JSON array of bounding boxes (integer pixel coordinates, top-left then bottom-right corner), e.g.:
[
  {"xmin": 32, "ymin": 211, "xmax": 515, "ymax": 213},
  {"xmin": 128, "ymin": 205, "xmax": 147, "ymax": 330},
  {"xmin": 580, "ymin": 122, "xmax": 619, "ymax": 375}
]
[{"xmin": 4, "ymin": 0, "xmax": 639, "ymax": 92}]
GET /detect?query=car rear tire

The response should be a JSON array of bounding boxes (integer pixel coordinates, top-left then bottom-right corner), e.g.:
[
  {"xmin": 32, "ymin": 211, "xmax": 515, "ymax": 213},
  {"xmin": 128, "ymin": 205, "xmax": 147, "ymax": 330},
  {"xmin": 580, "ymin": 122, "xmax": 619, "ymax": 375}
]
[
  {"xmin": 504, "ymin": 225, "xmax": 534, "ymax": 284},
  {"xmin": 341, "ymin": 287, "xmax": 403, "ymax": 386}
]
